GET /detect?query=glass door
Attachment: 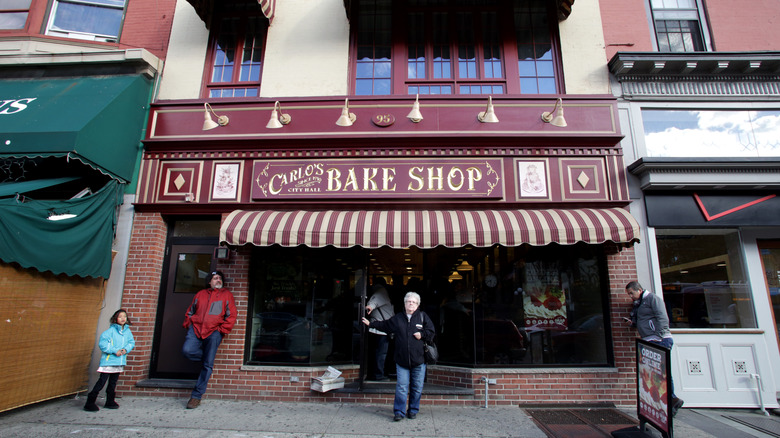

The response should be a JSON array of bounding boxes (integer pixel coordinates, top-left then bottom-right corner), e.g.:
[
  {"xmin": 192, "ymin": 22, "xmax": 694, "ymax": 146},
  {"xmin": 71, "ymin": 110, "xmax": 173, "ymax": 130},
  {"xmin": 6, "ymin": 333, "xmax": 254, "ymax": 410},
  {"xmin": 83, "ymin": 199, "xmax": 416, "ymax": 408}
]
[{"xmin": 150, "ymin": 244, "xmax": 216, "ymax": 378}]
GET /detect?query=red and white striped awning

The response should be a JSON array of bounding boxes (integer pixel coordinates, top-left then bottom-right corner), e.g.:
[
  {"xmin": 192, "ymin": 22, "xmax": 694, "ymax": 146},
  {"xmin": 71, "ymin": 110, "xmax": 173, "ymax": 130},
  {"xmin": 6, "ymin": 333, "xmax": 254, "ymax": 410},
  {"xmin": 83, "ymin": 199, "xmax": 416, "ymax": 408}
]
[{"xmin": 220, "ymin": 208, "xmax": 640, "ymax": 249}]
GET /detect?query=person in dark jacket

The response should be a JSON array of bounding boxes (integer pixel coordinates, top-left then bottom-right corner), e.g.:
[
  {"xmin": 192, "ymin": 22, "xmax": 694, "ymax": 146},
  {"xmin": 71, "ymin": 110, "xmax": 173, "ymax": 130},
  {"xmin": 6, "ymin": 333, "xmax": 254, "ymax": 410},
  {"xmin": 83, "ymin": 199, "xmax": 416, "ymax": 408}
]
[
  {"xmin": 362, "ymin": 291, "xmax": 435, "ymax": 421},
  {"xmin": 182, "ymin": 270, "xmax": 237, "ymax": 409},
  {"xmin": 627, "ymin": 280, "xmax": 684, "ymax": 417}
]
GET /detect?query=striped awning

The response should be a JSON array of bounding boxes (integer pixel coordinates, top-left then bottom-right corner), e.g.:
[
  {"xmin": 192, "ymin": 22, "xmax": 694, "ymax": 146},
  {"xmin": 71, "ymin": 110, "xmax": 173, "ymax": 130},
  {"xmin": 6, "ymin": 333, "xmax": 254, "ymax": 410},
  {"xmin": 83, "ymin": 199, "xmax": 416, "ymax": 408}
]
[{"xmin": 220, "ymin": 208, "xmax": 640, "ymax": 249}]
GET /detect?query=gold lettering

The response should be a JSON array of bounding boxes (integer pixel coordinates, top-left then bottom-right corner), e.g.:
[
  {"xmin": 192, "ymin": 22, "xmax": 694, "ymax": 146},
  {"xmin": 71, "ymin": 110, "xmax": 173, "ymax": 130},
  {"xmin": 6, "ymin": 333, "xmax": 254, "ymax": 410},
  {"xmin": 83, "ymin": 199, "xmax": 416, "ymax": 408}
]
[
  {"xmin": 382, "ymin": 168, "xmax": 396, "ymax": 191},
  {"xmin": 269, "ymin": 174, "xmax": 283, "ymax": 195},
  {"xmin": 327, "ymin": 168, "xmax": 342, "ymax": 191},
  {"xmin": 427, "ymin": 167, "xmax": 444, "ymax": 191},
  {"xmin": 466, "ymin": 167, "xmax": 483, "ymax": 191},
  {"xmin": 408, "ymin": 167, "xmax": 424, "ymax": 191},
  {"xmin": 363, "ymin": 168, "xmax": 378, "ymax": 191},
  {"xmin": 344, "ymin": 168, "xmax": 359, "ymax": 191},
  {"xmin": 447, "ymin": 167, "xmax": 464, "ymax": 191}
]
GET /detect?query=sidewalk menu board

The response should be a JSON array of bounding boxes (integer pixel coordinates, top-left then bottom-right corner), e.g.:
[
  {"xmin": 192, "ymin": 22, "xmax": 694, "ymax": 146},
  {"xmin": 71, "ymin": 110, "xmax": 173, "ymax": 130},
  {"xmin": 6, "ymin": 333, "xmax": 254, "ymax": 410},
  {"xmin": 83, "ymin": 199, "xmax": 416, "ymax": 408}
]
[{"xmin": 636, "ymin": 339, "xmax": 673, "ymax": 438}]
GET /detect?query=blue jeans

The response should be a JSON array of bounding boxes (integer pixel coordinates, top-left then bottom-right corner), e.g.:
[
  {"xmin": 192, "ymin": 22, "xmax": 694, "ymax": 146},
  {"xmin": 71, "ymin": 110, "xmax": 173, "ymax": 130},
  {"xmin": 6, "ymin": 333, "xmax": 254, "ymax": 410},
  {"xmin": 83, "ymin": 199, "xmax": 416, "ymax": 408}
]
[
  {"xmin": 394, "ymin": 363, "xmax": 426, "ymax": 416},
  {"xmin": 182, "ymin": 326, "xmax": 223, "ymax": 399},
  {"xmin": 647, "ymin": 337, "xmax": 676, "ymax": 399}
]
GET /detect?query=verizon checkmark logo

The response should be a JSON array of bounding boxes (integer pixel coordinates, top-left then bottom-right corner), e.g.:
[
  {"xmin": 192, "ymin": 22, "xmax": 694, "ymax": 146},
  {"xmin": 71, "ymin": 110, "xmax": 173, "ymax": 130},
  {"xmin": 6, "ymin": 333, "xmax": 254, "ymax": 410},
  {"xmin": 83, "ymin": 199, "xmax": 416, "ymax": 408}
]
[{"xmin": 693, "ymin": 193, "xmax": 777, "ymax": 221}]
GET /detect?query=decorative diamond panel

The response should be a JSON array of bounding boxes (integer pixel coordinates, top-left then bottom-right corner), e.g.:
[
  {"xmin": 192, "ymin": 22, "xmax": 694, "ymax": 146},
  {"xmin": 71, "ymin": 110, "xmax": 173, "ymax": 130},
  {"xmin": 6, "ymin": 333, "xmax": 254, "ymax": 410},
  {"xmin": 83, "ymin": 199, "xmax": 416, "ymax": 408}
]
[
  {"xmin": 687, "ymin": 360, "xmax": 702, "ymax": 375},
  {"xmin": 157, "ymin": 161, "xmax": 204, "ymax": 203},
  {"xmin": 560, "ymin": 158, "xmax": 608, "ymax": 201}
]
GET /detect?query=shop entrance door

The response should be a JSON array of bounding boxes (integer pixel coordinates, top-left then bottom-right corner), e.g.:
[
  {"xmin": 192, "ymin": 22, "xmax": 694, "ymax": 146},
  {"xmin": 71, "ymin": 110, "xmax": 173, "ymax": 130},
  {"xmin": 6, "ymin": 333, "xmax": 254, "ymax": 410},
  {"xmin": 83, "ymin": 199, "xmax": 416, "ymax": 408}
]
[
  {"xmin": 150, "ymin": 244, "xmax": 216, "ymax": 379},
  {"xmin": 758, "ymin": 240, "xmax": 780, "ymax": 349}
]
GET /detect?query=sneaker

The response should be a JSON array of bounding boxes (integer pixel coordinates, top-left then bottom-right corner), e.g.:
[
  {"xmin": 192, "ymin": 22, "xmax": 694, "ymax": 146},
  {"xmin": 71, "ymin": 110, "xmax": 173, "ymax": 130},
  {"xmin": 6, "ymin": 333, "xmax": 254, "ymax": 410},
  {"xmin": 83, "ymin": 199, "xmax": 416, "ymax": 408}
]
[
  {"xmin": 393, "ymin": 414, "xmax": 404, "ymax": 421},
  {"xmin": 186, "ymin": 398, "xmax": 201, "ymax": 409},
  {"xmin": 671, "ymin": 397, "xmax": 684, "ymax": 417}
]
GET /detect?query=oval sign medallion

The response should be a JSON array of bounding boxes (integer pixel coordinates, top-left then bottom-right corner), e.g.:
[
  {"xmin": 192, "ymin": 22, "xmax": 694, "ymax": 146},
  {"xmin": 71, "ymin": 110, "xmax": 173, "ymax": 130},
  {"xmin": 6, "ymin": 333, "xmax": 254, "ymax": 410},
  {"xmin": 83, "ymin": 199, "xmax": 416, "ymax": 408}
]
[{"xmin": 372, "ymin": 114, "xmax": 395, "ymax": 127}]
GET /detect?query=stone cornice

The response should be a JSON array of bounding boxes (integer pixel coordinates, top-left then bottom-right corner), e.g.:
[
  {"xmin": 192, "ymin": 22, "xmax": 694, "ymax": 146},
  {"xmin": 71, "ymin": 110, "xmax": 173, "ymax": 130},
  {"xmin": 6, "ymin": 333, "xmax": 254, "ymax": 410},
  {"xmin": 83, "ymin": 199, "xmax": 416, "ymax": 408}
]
[{"xmin": 609, "ymin": 52, "xmax": 780, "ymax": 99}]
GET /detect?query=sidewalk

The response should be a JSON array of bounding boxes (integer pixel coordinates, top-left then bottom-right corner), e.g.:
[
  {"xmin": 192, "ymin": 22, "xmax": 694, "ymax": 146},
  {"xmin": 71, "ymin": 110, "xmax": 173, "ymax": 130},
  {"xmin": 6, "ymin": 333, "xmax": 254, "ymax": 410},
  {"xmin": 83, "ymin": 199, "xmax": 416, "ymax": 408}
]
[{"xmin": 0, "ymin": 394, "xmax": 778, "ymax": 437}]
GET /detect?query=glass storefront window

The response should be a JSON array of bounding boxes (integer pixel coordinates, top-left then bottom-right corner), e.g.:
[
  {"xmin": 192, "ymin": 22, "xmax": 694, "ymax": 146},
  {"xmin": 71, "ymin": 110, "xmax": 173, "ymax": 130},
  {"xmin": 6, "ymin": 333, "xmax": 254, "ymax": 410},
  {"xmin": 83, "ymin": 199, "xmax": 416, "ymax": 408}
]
[
  {"xmin": 641, "ymin": 109, "xmax": 780, "ymax": 158},
  {"xmin": 656, "ymin": 229, "xmax": 757, "ymax": 329},
  {"xmin": 246, "ymin": 243, "xmax": 613, "ymax": 367}
]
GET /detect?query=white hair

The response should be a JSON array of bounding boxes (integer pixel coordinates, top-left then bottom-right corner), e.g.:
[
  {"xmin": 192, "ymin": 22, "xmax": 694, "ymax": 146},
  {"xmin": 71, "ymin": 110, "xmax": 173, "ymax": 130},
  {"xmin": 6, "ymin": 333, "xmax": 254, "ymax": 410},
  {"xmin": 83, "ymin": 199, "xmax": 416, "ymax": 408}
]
[{"xmin": 404, "ymin": 292, "xmax": 421, "ymax": 304}]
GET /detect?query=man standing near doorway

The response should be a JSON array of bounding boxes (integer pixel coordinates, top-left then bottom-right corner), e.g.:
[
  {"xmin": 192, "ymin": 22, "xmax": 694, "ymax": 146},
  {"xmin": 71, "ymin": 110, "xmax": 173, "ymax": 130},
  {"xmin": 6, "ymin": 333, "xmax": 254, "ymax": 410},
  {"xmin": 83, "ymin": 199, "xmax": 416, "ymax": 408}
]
[
  {"xmin": 626, "ymin": 280, "xmax": 684, "ymax": 417},
  {"xmin": 182, "ymin": 270, "xmax": 237, "ymax": 409},
  {"xmin": 365, "ymin": 277, "xmax": 394, "ymax": 381}
]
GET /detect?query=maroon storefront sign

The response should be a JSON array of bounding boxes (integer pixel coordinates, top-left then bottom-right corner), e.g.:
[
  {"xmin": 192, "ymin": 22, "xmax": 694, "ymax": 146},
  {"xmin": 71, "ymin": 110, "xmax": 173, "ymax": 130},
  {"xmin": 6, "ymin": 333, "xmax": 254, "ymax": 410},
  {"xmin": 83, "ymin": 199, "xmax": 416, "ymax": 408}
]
[{"xmin": 251, "ymin": 158, "xmax": 503, "ymax": 200}]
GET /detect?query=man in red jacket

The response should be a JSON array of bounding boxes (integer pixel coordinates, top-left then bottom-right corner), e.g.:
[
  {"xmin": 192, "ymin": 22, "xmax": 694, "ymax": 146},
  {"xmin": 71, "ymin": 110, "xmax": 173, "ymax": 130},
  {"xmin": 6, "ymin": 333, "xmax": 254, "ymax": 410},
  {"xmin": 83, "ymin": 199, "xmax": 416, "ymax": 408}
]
[{"xmin": 182, "ymin": 270, "xmax": 237, "ymax": 409}]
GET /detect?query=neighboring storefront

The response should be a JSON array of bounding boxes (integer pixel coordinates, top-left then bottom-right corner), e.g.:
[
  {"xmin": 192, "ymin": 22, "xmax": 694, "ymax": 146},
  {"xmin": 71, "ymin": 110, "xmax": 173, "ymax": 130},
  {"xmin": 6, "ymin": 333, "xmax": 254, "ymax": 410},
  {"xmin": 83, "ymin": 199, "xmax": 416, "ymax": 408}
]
[
  {"xmin": 610, "ymin": 51, "xmax": 780, "ymax": 408},
  {"xmin": 119, "ymin": 95, "xmax": 648, "ymax": 406},
  {"xmin": 0, "ymin": 51, "xmax": 159, "ymax": 412}
]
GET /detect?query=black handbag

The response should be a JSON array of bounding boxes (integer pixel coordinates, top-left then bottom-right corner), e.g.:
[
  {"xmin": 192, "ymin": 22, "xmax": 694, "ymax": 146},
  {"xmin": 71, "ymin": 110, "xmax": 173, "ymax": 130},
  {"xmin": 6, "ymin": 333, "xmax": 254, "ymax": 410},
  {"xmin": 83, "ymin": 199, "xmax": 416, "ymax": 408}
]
[
  {"xmin": 421, "ymin": 312, "xmax": 438, "ymax": 364},
  {"xmin": 424, "ymin": 340, "xmax": 439, "ymax": 364}
]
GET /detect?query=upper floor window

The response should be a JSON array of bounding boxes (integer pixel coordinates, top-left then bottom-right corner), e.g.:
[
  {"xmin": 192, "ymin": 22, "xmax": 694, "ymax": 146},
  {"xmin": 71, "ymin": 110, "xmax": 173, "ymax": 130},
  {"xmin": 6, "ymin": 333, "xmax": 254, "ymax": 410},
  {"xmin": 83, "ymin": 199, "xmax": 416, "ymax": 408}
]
[
  {"xmin": 354, "ymin": 0, "xmax": 560, "ymax": 96},
  {"xmin": 205, "ymin": 1, "xmax": 268, "ymax": 98},
  {"xmin": 46, "ymin": 0, "xmax": 126, "ymax": 42},
  {"xmin": 649, "ymin": 0, "xmax": 707, "ymax": 52},
  {"xmin": 0, "ymin": 0, "xmax": 30, "ymax": 30}
]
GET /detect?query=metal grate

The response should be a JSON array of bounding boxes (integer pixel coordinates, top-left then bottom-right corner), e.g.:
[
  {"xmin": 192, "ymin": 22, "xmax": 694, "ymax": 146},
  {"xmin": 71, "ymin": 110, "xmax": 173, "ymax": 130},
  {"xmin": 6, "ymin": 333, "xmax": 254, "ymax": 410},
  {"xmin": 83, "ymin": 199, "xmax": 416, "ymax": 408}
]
[
  {"xmin": 527, "ymin": 409, "xmax": 586, "ymax": 425},
  {"xmin": 574, "ymin": 409, "xmax": 637, "ymax": 425}
]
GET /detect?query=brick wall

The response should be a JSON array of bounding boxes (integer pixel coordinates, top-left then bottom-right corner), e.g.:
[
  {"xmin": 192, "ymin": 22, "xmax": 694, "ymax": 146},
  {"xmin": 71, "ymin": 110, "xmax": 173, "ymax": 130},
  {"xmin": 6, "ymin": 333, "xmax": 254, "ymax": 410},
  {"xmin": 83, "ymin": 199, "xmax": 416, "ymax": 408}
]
[
  {"xmin": 118, "ymin": 222, "xmax": 639, "ymax": 407},
  {"xmin": 120, "ymin": 0, "xmax": 177, "ymax": 60}
]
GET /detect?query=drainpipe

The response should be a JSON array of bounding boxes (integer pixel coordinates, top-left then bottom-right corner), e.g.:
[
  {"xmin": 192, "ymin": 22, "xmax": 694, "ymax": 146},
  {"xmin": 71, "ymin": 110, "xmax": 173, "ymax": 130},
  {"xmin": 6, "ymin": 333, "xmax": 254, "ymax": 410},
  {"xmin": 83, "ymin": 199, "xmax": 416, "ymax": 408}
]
[
  {"xmin": 750, "ymin": 374, "xmax": 770, "ymax": 416},
  {"xmin": 480, "ymin": 377, "xmax": 497, "ymax": 408}
]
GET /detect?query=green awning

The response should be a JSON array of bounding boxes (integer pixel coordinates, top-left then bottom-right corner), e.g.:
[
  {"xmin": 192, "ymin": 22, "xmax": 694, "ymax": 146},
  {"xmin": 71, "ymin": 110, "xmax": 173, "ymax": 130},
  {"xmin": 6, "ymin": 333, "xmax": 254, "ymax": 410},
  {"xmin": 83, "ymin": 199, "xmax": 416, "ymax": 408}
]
[
  {"xmin": 0, "ymin": 177, "xmax": 80, "ymax": 198},
  {"xmin": 0, "ymin": 75, "xmax": 152, "ymax": 182},
  {"xmin": 0, "ymin": 180, "xmax": 122, "ymax": 279}
]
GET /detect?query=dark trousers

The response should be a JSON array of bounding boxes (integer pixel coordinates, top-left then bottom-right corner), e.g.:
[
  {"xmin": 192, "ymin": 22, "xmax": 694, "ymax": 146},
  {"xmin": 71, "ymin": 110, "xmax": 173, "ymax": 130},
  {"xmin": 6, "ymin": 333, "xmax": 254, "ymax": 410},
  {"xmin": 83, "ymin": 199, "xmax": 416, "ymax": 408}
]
[
  {"xmin": 88, "ymin": 372, "xmax": 119, "ymax": 399},
  {"xmin": 182, "ymin": 326, "xmax": 223, "ymax": 399},
  {"xmin": 370, "ymin": 333, "xmax": 389, "ymax": 380}
]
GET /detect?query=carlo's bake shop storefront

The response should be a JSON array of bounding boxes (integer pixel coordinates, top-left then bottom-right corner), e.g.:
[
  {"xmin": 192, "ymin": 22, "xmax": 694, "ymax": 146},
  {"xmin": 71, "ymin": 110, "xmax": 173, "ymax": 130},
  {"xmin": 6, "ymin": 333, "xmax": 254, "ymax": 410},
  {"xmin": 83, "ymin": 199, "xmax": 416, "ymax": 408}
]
[{"xmin": 122, "ymin": 96, "xmax": 643, "ymax": 406}]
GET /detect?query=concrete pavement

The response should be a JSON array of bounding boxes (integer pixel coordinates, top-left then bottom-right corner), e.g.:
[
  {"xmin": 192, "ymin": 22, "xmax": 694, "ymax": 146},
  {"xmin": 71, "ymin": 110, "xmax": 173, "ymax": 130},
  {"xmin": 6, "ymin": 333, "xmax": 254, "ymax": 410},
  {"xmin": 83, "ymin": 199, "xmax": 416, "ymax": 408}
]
[{"xmin": 0, "ymin": 394, "xmax": 778, "ymax": 437}]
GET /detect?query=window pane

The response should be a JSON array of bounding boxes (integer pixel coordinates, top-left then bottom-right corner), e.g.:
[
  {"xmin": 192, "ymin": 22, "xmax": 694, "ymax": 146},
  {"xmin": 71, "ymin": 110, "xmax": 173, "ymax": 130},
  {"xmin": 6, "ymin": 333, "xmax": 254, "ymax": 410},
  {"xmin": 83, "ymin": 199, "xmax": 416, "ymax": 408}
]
[
  {"xmin": 656, "ymin": 230, "xmax": 756, "ymax": 329},
  {"xmin": 641, "ymin": 110, "xmax": 780, "ymax": 157},
  {"xmin": 407, "ymin": 12, "xmax": 426, "ymax": 79},
  {"xmin": 50, "ymin": 1, "xmax": 124, "ymax": 38},
  {"xmin": 514, "ymin": 0, "xmax": 556, "ymax": 94},
  {"xmin": 239, "ymin": 16, "xmax": 265, "ymax": 83},
  {"xmin": 0, "ymin": 0, "xmax": 32, "ymax": 8},
  {"xmin": 0, "ymin": 12, "xmax": 26, "ymax": 29},
  {"xmin": 457, "ymin": 12, "xmax": 477, "ymax": 79}
]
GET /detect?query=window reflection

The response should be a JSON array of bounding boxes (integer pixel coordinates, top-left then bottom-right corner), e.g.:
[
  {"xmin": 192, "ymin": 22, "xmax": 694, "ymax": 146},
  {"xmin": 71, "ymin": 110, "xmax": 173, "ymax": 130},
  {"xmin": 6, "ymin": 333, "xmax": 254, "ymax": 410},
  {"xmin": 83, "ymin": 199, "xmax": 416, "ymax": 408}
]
[
  {"xmin": 642, "ymin": 110, "xmax": 780, "ymax": 157},
  {"xmin": 656, "ymin": 230, "xmax": 757, "ymax": 328},
  {"xmin": 247, "ymin": 244, "xmax": 612, "ymax": 367}
]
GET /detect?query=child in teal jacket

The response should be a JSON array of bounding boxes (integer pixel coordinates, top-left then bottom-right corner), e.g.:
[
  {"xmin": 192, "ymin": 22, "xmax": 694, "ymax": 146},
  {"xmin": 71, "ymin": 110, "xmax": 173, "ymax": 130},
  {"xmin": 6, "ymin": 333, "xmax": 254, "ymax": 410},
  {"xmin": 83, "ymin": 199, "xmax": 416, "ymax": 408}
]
[{"xmin": 84, "ymin": 309, "xmax": 135, "ymax": 412}]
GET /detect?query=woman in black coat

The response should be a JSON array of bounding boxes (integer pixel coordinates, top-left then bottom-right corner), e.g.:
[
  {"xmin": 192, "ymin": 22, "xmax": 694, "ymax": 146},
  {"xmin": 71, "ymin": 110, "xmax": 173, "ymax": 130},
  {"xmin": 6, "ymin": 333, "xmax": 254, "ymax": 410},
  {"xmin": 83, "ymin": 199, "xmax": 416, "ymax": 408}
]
[{"xmin": 362, "ymin": 291, "xmax": 435, "ymax": 421}]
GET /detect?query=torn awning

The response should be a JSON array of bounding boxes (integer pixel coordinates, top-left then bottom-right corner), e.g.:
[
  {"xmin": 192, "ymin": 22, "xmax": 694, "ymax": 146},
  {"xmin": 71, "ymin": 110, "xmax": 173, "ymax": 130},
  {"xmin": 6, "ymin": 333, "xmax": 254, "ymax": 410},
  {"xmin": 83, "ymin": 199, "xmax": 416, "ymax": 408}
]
[
  {"xmin": 0, "ymin": 75, "xmax": 152, "ymax": 182},
  {"xmin": 220, "ymin": 208, "xmax": 640, "ymax": 249}
]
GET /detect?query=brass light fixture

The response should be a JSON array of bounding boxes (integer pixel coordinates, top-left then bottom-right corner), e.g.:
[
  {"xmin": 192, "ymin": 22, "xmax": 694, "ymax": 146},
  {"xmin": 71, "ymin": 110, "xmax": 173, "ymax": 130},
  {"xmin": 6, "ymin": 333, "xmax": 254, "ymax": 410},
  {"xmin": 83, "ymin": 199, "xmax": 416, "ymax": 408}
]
[
  {"xmin": 477, "ymin": 96, "xmax": 499, "ymax": 123},
  {"xmin": 202, "ymin": 103, "xmax": 229, "ymax": 130},
  {"xmin": 456, "ymin": 260, "xmax": 474, "ymax": 272},
  {"xmin": 448, "ymin": 271, "xmax": 463, "ymax": 282},
  {"xmin": 406, "ymin": 94, "xmax": 423, "ymax": 123},
  {"xmin": 266, "ymin": 101, "xmax": 292, "ymax": 129},
  {"xmin": 335, "ymin": 98, "xmax": 357, "ymax": 126},
  {"xmin": 541, "ymin": 98, "xmax": 567, "ymax": 127}
]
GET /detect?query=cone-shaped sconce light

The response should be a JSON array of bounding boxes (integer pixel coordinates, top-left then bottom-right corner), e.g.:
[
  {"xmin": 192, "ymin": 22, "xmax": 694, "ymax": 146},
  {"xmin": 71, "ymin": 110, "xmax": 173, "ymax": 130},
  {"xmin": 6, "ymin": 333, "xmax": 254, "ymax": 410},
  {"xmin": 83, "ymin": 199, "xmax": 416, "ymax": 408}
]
[
  {"xmin": 336, "ymin": 98, "xmax": 357, "ymax": 126},
  {"xmin": 406, "ymin": 94, "xmax": 423, "ymax": 123},
  {"xmin": 477, "ymin": 96, "xmax": 499, "ymax": 123},
  {"xmin": 541, "ymin": 98, "xmax": 567, "ymax": 127},
  {"xmin": 266, "ymin": 101, "xmax": 292, "ymax": 129},
  {"xmin": 202, "ymin": 103, "xmax": 229, "ymax": 130}
]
